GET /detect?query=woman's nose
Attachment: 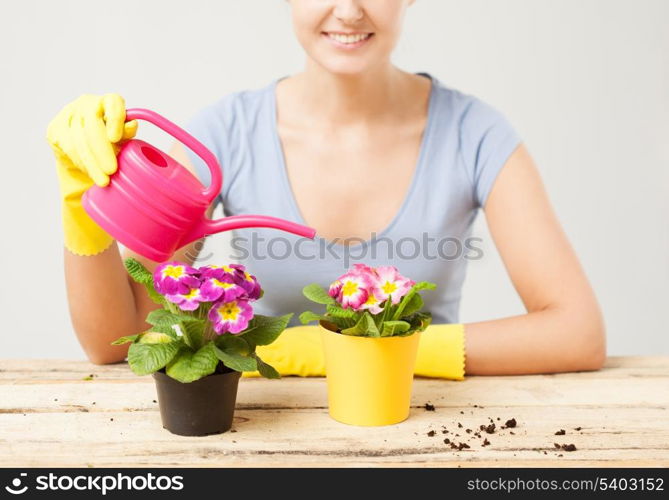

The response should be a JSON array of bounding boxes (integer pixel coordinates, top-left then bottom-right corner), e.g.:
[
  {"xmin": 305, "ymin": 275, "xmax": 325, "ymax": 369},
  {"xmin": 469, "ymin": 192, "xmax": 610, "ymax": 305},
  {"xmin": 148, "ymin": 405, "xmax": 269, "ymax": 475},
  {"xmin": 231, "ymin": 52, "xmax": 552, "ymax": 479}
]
[{"xmin": 332, "ymin": 0, "xmax": 364, "ymax": 24}]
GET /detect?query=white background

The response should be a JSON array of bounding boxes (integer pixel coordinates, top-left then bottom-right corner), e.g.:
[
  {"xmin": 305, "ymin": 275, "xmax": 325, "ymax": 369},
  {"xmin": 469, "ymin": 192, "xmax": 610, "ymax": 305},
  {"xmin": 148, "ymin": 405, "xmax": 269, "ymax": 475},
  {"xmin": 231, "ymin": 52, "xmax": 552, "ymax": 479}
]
[{"xmin": 0, "ymin": 0, "xmax": 667, "ymax": 359}]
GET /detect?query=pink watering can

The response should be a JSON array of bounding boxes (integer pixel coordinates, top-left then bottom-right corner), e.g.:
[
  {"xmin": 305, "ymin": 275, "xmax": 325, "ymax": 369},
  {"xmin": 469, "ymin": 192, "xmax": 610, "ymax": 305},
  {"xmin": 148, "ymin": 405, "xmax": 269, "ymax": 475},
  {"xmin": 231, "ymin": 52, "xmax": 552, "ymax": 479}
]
[{"xmin": 82, "ymin": 108, "xmax": 316, "ymax": 262}]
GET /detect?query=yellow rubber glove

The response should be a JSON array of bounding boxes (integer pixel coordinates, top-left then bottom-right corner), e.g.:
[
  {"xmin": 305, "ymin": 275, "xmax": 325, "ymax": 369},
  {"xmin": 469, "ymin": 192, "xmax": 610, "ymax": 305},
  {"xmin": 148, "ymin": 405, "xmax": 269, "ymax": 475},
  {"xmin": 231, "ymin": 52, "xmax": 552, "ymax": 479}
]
[
  {"xmin": 414, "ymin": 323, "xmax": 466, "ymax": 380},
  {"xmin": 243, "ymin": 323, "xmax": 466, "ymax": 380},
  {"xmin": 46, "ymin": 94, "xmax": 138, "ymax": 256}
]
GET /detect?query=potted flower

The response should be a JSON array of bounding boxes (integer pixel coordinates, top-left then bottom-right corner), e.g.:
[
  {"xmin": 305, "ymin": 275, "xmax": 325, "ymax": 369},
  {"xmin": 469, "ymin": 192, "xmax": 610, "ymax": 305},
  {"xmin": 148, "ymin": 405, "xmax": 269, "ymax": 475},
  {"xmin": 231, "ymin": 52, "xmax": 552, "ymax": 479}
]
[
  {"xmin": 300, "ymin": 264, "xmax": 436, "ymax": 426},
  {"xmin": 112, "ymin": 258, "xmax": 291, "ymax": 436}
]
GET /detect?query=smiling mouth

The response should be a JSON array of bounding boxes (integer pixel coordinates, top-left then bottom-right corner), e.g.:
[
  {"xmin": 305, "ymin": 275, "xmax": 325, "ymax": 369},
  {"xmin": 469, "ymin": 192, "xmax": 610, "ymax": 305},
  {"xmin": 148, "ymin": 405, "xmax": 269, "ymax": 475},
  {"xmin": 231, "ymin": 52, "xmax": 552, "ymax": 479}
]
[{"xmin": 323, "ymin": 32, "xmax": 374, "ymax": 47}]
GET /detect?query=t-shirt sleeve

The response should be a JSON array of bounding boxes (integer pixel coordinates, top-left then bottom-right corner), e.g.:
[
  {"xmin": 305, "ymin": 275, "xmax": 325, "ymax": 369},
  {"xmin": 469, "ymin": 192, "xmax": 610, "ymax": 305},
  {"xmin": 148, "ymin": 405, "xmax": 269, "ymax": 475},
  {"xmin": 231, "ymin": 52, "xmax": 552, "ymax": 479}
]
[
  {"xmin": 459, "ymin": 97, "xmax": 522, "ymax": 208},
  {"xmin": 181, "ymin": 100, "xmax": 230, "ymax": 211}
]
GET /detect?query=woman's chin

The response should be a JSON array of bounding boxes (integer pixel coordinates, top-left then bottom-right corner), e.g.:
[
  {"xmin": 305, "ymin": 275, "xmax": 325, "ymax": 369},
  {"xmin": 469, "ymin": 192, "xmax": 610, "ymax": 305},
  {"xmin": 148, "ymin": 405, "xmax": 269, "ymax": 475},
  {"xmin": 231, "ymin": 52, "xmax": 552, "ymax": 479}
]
[{"xmin": 314, "ymin": 58, "xmax": 380, "ymax": 78}]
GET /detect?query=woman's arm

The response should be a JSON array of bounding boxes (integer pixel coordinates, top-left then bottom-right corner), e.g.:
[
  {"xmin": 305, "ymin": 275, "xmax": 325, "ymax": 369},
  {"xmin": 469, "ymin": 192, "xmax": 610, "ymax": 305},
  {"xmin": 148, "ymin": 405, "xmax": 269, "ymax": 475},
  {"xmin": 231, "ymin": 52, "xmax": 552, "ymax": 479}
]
[
  {"xmin": 463, "ymin": 144, "xmax": 606, "ymax": 375},
  {"xmin": 65, "ymin": 143, "xmax": 211, "ymax": 364}
]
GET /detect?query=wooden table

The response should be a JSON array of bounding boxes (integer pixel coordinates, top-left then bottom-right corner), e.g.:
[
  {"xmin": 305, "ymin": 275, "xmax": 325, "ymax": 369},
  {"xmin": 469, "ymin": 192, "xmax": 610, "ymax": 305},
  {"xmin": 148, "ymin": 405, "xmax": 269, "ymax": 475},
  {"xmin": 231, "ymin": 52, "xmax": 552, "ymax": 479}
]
[{"xmin": 1, "ymin": 357, "xmax": 667, "ymax": 467}]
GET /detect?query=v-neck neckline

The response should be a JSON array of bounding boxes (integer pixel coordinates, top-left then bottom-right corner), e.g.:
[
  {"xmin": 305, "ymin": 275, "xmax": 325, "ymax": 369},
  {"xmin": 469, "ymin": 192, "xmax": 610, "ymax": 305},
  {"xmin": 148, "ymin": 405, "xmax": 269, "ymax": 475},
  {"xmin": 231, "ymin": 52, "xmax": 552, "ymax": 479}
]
[{"xmin": 269, "ymin": 72, "xmax": 438, "ymax": 249}]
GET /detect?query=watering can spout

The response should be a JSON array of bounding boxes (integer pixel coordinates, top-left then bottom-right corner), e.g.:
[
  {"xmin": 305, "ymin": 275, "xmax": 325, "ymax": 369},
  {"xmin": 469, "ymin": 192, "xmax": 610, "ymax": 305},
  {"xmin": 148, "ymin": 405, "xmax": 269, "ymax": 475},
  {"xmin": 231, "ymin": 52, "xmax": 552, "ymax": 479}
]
[{"xmin": 179, "ymin": 214, "xmax": 317, "ymax": 248}]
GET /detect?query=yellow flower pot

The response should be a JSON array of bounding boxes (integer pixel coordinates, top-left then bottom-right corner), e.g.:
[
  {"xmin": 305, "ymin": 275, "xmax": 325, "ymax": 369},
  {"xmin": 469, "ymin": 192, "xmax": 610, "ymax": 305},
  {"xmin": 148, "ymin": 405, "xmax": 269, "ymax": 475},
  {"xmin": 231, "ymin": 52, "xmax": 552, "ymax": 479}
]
[{"xmin": 319, "ymin": 322, "xmax": 421, "ymax": 426}]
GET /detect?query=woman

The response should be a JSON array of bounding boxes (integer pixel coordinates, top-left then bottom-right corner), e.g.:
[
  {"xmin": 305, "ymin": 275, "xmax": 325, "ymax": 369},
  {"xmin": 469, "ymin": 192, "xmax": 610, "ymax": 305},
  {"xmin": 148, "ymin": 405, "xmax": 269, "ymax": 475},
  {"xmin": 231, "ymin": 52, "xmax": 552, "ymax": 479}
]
[{"xmin": 46, "ymin": 0, "xmax": 605, "ymax": 375}]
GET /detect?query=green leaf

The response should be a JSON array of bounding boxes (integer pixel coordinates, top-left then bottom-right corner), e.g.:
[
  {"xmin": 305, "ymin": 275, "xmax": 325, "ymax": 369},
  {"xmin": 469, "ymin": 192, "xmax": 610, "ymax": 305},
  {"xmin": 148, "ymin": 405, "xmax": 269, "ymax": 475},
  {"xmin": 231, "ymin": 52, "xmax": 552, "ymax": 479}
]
[
  {"xmin": 325, "ymin": 304, "xmax": 356, "ymax": 318},
  {"xmin": 124, "ymin": 258, "xmax": 165, "ymax": 305},
  {"xmin": 214, "ymin": 346, "xmax": 257, "ymax": 372},
  {"xmin": 366, "ymin": 312, "xmax": 380, "ymax": 337},
  {"xmin": 144, "ymin": 323, "xmax": 179, "ymax": 339},
  {"xmin": 181, "ymin": 320, "xmax": 205, "ymax": 350},
  {"xmin": 166, "ymin": 343, "xmax": 219, "ymax": 383},
  {"xmin": 402, "ymin": 312, "xmax": 433, "ymax": 335},
  {"xmin": 138, "ymin": 332, "xmax": 175, "ymax": 344},
  {"xmin": 147, "ymin": 289, "xmax": 164, "ymax": 305},
  {"xmin": 399, "ymin": 293, "xmax": 424, "ymax": 318},
  {"xmin": 301, "ymin": 309, "xmax": 356, "ymax": 332},
  {"xmin": 325, "ymin": 304, "xmax": 357, "ymax": 329},
  {"xmin": 415, "ymin": 312, "xmax": 433, "ymax": 332},
  {"xmin": 145, "ymin": 287, "xmax": 166, "ymax": 306},
  {"xmin": 111, "ymin": 334, "xmax": 139, "ymax": 345},
  {"xmin": 377, "ymin": 297, "xmax": 394, "ymax": 325},
  {"xmin": 302, "ymin": 306, "xmax": 358, "ymax": 330},
  {"xmin": 417, "ymin": 312, "xmax": 433, "ymax": 328},
  {"xmin": 146, "ymin": 309, "xmax": 203, "ymax": 327},
  {"xmin": 340, "ymin": 313, "xmax": 365, "ymax": 336},
  {"xmin": 341, "ymin": 312, "xmax": 379, "ymax": 337},
  {"xmin": 149, "ymin": 305, "xmax": 206, "ymax": 349},
  {"xmin": 215, "ymin": 335, "xmax": 253, "ymax": 356},
  {"xmin": 127, "ymin": 338, "xmax": 182, "ymax": 376},
  {"xmin": 381, "ymin": 320, "xmax": 411, "ymax": 337},
  {"xmin": 302, "ymin": 283, "xmax": 335, "ymax": 305},
  {"xmin": 241, "ymin": 314, "xmax": 292, "ymax": 346},
  {"xmin": 329, "ymin": 316, "xmax": 357, "ymax": 331},
  {"xmin": 405, "ymin": 281, "xmax": 438, "ymax": 293},
  {"xmin": 253, "ymin": 353, "xmax": 280, "ymax": 379},
  {"xmin": 392, "ymin": 281, "xmax": 437, "ymax": 321},
  {"xmin": 124, "ymin": 258, "xmax": 153, "ymax": 284},
  {"xmin": 299, "ymin": 310, "xmax": 327, "ymax": 325}
]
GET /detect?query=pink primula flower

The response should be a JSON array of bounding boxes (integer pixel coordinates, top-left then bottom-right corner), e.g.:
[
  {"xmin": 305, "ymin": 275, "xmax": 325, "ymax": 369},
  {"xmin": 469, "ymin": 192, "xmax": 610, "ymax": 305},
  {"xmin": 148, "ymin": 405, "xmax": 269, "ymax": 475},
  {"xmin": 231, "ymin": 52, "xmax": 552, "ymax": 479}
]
[
  {"xmin": 328, "ymin": 279, "xmax": 343, "ymax": 299},
  {"xmin": 360, "ymin": 289, "xmax": 385, "ymax": 315},
  {"xmin": 350, "ymin": 263, "xmax": 377, "ymax": 277},
  {"xmin": 337, "ymin": 272, "xmax": 374, "ymax": 310},
  {"xmin": 373, "ymin": 266, "xmax": 415, "ymax": 305}
]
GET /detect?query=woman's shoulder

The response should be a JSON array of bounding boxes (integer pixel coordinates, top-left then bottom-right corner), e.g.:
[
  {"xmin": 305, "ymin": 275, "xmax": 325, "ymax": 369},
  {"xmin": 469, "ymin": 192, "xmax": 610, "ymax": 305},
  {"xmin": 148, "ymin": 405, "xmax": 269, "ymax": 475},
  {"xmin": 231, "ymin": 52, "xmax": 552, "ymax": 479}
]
[
  {"xmin": 426, "ymin": 74, "xmax": 522, "ymax": 207},
  {"xmin": 426, "ymin": 73, "xmax": 514, "ymax": 133}
]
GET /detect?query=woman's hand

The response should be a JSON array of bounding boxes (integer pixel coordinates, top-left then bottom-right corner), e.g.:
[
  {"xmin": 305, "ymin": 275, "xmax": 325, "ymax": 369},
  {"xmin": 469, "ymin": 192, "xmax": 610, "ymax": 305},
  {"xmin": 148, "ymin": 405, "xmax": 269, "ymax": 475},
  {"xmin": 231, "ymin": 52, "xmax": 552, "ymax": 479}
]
[
  {"xmin": 46, "ymin": 94, "xmax": 138, "ymax": 255},
  {"xmin": 47, "ymin": 98, "xmax": 212, "ymax": 364}
]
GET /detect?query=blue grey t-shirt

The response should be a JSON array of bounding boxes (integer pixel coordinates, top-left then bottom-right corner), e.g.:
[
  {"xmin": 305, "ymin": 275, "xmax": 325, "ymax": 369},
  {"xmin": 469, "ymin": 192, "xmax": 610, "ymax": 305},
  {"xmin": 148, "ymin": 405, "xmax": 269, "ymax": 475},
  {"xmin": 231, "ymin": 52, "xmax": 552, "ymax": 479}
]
[{"xmin": 183, "ymin": 73, "xmax": 521, "ymax": 326}]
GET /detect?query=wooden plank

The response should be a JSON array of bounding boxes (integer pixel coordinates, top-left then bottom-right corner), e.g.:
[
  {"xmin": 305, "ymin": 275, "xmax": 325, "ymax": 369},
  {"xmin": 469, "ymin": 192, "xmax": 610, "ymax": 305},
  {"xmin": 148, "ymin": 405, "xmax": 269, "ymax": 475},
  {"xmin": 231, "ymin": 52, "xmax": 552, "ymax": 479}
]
[
  {"xmin": 0, "ymin": 374, "xmax": 667, "ymax": 410},
  {"xmin": 0, "ymin": 406, "xmax": 667, "ymax": 467},
  {"xmin": 0, "ymin": 357, "xmax": 667, "ymax": 467}
]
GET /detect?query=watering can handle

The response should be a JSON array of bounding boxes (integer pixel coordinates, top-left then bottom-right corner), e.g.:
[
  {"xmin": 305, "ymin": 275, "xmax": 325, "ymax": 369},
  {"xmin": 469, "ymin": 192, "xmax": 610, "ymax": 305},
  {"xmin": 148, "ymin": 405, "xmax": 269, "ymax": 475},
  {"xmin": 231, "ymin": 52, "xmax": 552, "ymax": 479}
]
[{"xmin": 125, "ymin": 108, "xmax": 222, "ymax": 204}]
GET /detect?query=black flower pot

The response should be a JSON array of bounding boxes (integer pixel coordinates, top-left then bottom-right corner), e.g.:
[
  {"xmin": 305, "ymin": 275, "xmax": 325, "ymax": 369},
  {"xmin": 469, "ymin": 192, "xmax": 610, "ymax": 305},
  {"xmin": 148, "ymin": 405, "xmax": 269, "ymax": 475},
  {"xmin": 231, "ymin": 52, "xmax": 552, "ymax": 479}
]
[{"xmin": 152, "ymin": 366, "xmax": 241, "ymax": 436}]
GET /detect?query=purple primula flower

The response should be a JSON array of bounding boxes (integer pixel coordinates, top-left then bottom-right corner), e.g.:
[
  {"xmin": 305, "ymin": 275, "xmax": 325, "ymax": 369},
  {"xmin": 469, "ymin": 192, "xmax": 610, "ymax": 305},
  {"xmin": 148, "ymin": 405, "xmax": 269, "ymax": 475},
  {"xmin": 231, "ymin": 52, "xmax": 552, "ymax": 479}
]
[
  {"xmin": 208, "ymin": 298, "xmax": 254, "ymax": 334},
  {"xmin": 230, "ymin": 264, "xmax": 262, "ymax": 301},
  {"xmin": 200, "ymin": 274, "xmax": 246, "ymax": 303},
  {"xmin": 154, "ymin": 262, "xmax": 200, "ymax": 295},
  {"xmin": 198, "ymin": 264, "xmax": 237, "ymax": 280},
  {"xmin": 165, "ymin": 284, "xmax": 209, "ymax": 311}
]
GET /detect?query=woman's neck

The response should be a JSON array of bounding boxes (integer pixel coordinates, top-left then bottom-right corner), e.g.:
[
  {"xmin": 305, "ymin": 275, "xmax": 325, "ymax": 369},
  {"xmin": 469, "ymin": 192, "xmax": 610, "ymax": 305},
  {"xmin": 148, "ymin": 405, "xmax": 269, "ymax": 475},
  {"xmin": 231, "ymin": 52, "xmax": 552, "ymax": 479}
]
[{"xmin": 281, "ymin": 61, "xmax": 422, "ymax": 127}]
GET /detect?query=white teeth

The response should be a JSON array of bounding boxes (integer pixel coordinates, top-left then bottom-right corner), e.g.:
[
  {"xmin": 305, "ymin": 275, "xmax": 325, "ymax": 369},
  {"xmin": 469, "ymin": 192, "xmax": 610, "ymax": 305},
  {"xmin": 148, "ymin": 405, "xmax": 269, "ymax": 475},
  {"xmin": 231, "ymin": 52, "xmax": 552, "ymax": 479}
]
[{"xmin": 328, "ymin": 33, "xmax": 370, "ymax": 44}]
